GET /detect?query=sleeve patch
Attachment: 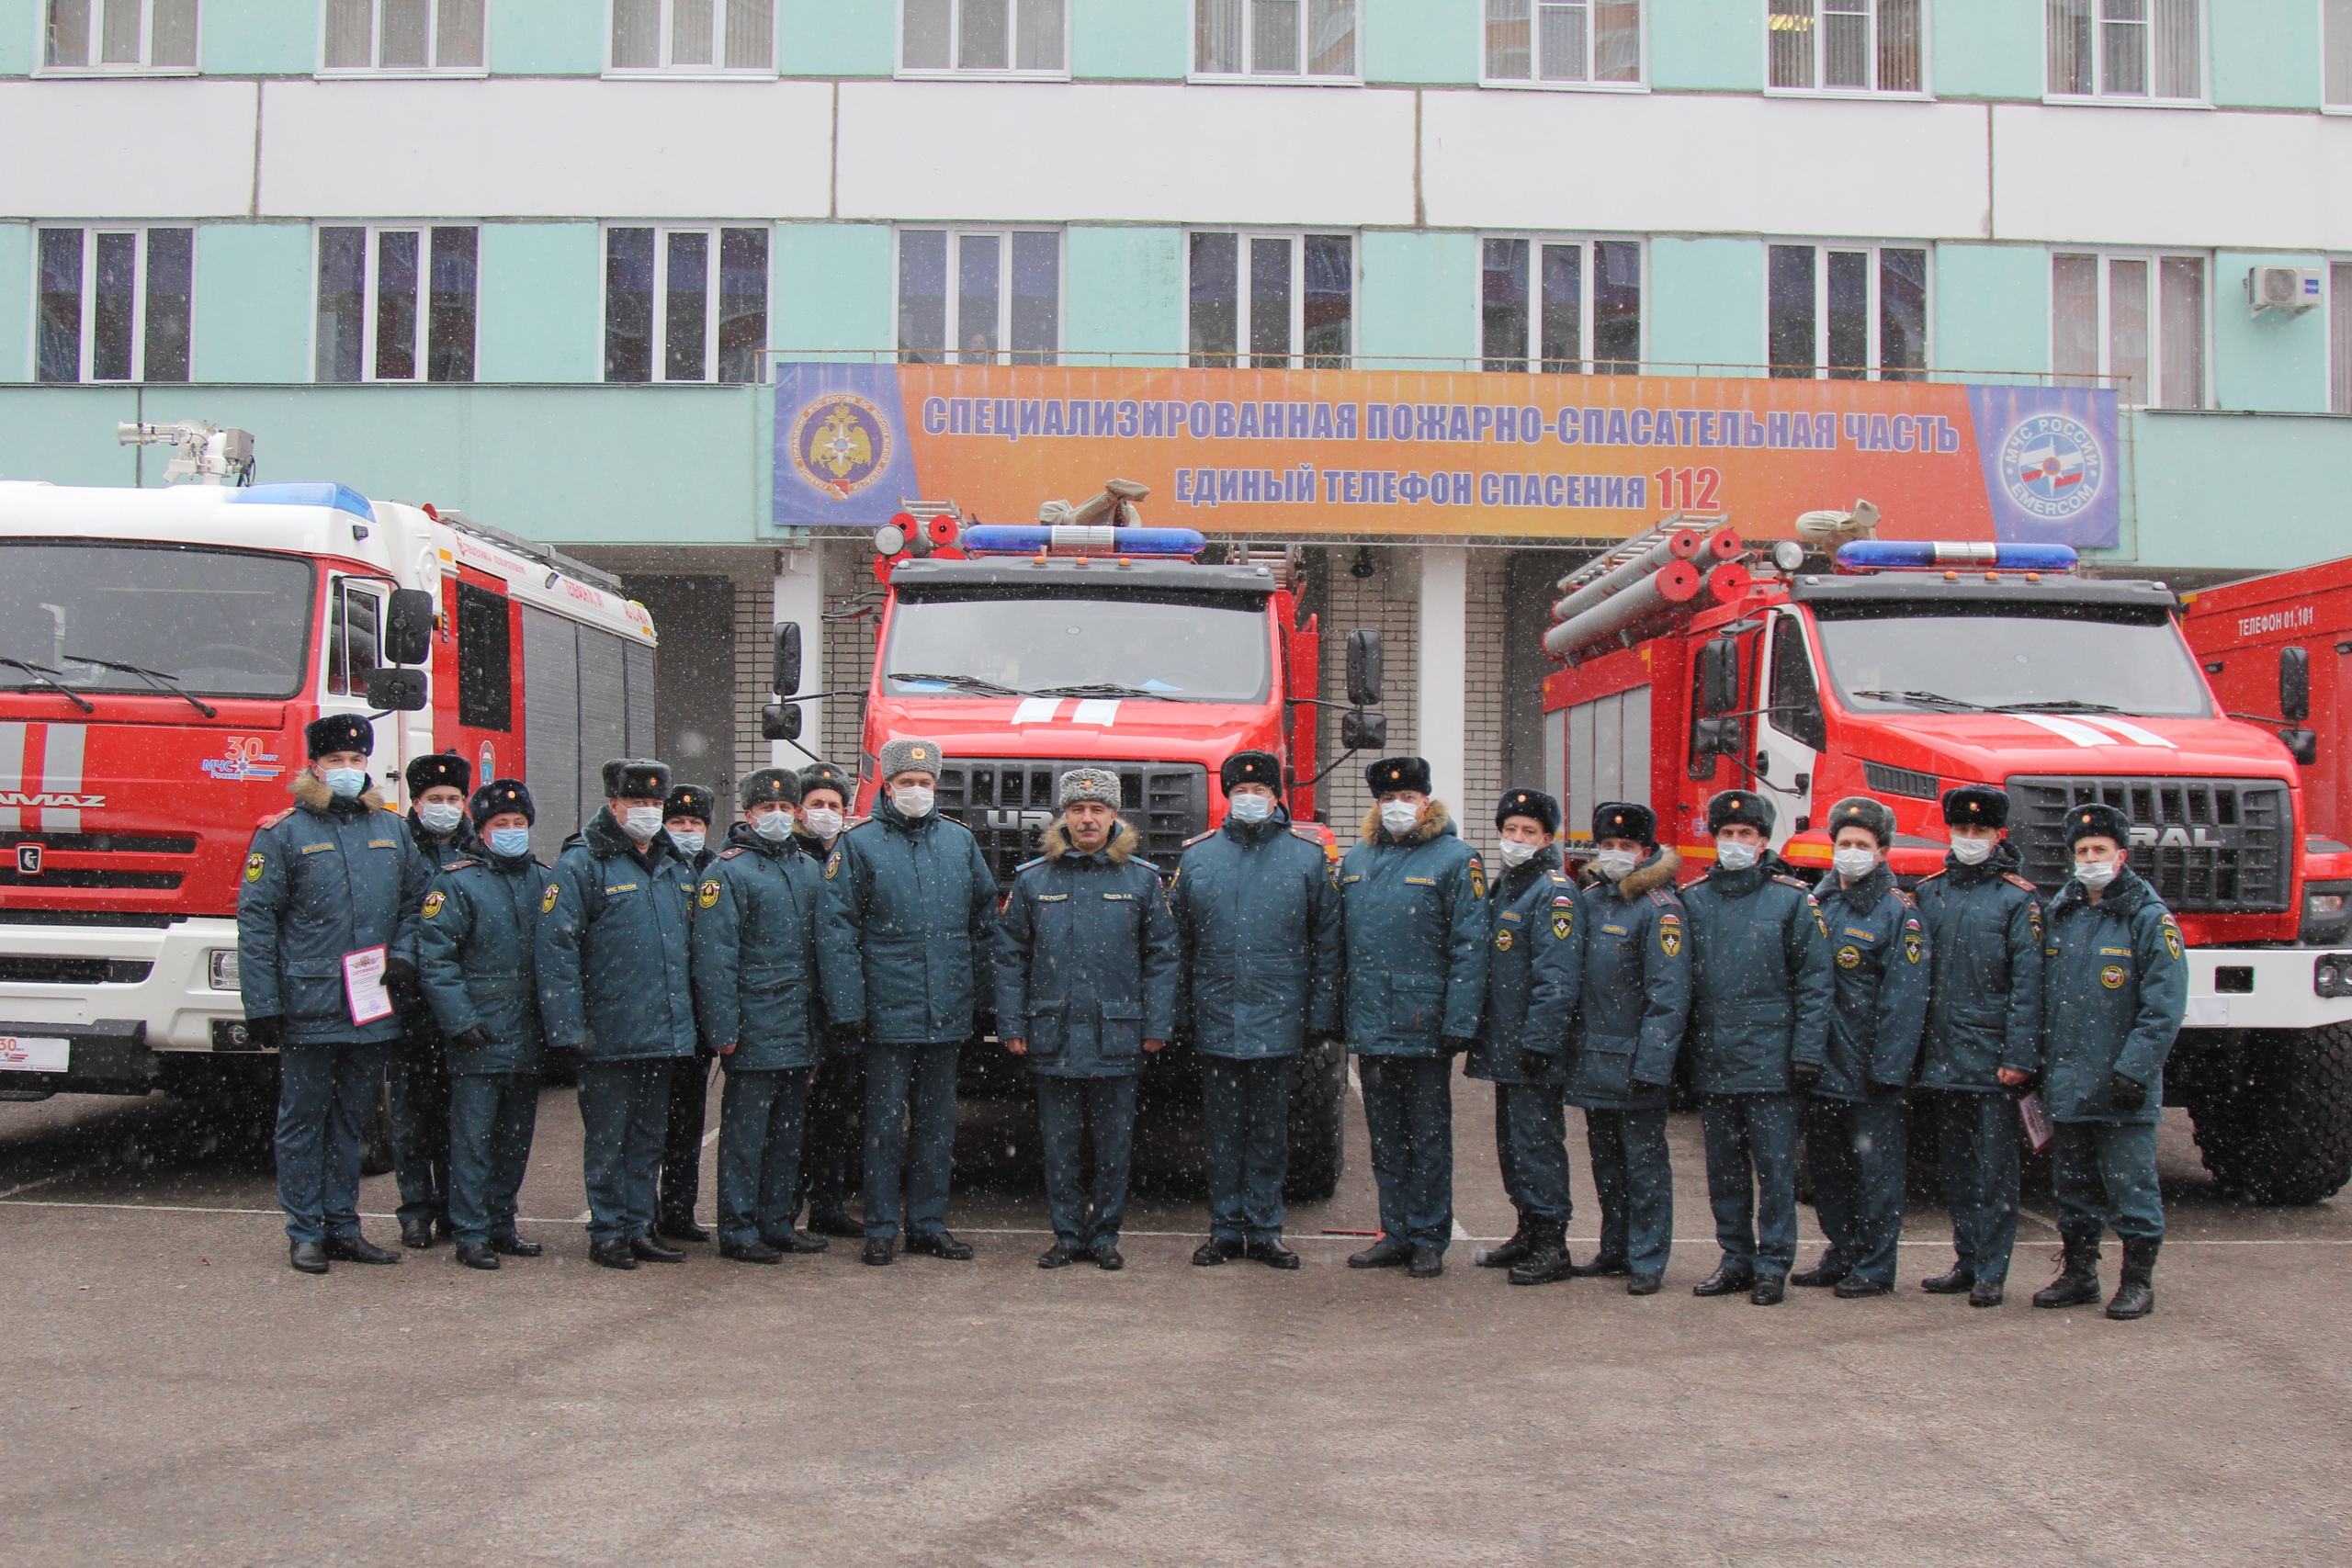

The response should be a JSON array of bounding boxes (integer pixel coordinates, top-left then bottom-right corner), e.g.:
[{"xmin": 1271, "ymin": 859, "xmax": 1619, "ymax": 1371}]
[
  {"xmin": 824, "ymin": 851, "xmax": 842, "ymax": 880},
  {"xmin": 1551, "ymin": 908, "xmax": 1574, "ymax": 941},
  {"xmin": 697, "ymin": 879, "xmax": 723, "ymax": 909},
  {"xmin": 2162, "ymin": 918, "xmax": 2183, "ymax": 962},
  {"xmin": 243, "ymin": 852, "xmax": 266, "ymax": 883},
  {"xmin": 541, "ymin": 883, "xmax": 560, "ymax": 914},
  {"xmin": 421, "ymin": 890, "xmax": 445, "ymax": 919},
  {"xmin": 1468, "ymin": 858, "xmax": 1487, "ymax": 899},
  {"xmin": 1903, "ymin": 929, "xmax": 1923, "ymax": 964}
]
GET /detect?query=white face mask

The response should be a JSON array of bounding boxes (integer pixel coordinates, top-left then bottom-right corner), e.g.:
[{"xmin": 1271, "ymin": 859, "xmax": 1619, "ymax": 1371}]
[
  {"xmin": 801, "ymin": 807, "xmax": 844, "ymax": 840},
  {"xmin": 1714, "ymin": 837, "xmax": 1760, "ymax": 873},
  {"xmin": 416, "ymin": 802, "xmax": 465, "ymax": 835},
  {"xmin": 752, "ymin": 809, "xmax": 794, "ymax": 841},
  {"xmin": 2074, "ymin": 858, "xmax": 2120, "ymax": 889},
  {"xmin": 1833, "ymin": 846, "xmax": 1881, "ymax": 881},
  {"xmin": 892, "ymin": 785, "xmax": 934, "ymax": 818},
  {"xmin": 1593, "ymin": 848, "xmax": 1640, "ymax": 882},
  {"xmin": 1949, "ymin": 835, "xmax": 1995, "ymax": 866},
  {"xmin": 1378, "ymin": 800, "xmax": 1422, "ymax": 835},
  {"xmin": 622, "ymin": 805, "xmax": 663, "ymax": 841},
  {"xmin": 1497, "ymin": 839, "xmax": 1539, "ymax": 868},
  {"xmin": 669, "ymin": 829, "xmax": 706, "ymax": 856},
  {"xmin": 321, "ymin": 767, "xmax": 368, "ymax": 799},
  {"xmin": 1227, "ymin": 792, "xmax": 1273, "ymax": 824}
]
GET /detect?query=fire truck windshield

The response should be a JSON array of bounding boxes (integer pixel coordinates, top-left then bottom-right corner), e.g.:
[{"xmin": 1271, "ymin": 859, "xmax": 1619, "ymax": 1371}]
[
  {"xmin": 0, "ymin": 542, "xmax": 316, "ymax": 701},
  {"xmin": 1812, "ymin": 604, "xmax": 2211, "ymax": 719},
  {"xmin": 882, "ymin": 590, "xmax": 1272, "ymax": 704}
]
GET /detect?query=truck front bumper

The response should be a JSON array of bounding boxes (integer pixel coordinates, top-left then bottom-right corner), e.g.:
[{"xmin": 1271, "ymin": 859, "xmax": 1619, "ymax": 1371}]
[
  {"xmin": 0, "ymin": 917, "xmax": 249, "ymax": 1077},
  {"xmin": 2181, "ymin": 947, "xmax": 2352, "ymax": 1032}
]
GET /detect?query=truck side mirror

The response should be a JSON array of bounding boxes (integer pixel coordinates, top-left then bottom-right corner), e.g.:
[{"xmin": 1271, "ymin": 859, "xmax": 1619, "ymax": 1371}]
[
  {"xmin": 2280, "ymin": 645, "xmax": 2310, "ymax": 725},
  {"xmin": 1340, "ymin": 709, "xmax": 1387, "ymax": 752},
  {"xmin": 2280, "ymin": 727, "xmax": 2318, "ymax": 766},
  {"xmin": 1345, "ymin": 629, "xmax": 1383, "ymax": 708},
  {"xmin": 761, "ymin": 702, "xmax": 803, "ymax": 742},
  {"xmin": 1691, "ymin": 716, "xmax": 1740, "ymax": 758},
  {"xmin": 383, "ymin": 589, "xmax": 436, "ymax": 666},
  {"xmin": 365, "ymin": 667, "xmax": 429, "ymax": 712},
  {"xmin": 1699, "ymin": 637, "xmax": 1739, "ymax": 716},
  {"xmin": 775, "ymin": 623, "xmax": 803, "ymax": 698}
]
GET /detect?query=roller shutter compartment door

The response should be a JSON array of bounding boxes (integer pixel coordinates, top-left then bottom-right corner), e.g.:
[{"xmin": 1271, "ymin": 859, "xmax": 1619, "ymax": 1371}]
[{"xmin": 520, "ymin": 606, "xmax": 580, "ymax": 862}]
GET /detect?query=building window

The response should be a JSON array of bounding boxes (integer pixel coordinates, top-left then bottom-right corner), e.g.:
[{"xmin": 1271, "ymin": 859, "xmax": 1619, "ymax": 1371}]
[
  {"xmin": 2328, "ymin": 0, "xmax": 2352, "ymax": 107},
  {"xmin": 2052, "ymin": 251, "xmax": 2205, "ymax": 408},
  {"xmin": 1188, "ymin": 232, "xmax": 1351, "ymax": 368},
  {"xmin": 609, "ymin": 0, "xmax": 775, "ymax": 72},
  {"xmin": 1483, "ymin": 0, "xmax": 1641, "ymax": 86},
  {"xmin": 900, "ymin": 0, "xmax": 1067, "ymax": 73},
  {"xmin": 605, "ymin": 226, "xmax": 769, "ymax": 383},
  {"xmin": 1480, "ymin": 237, "xmax": 1641, "ymax": 373},
  {"xmin": 316, "ymin": 226, "xmax": 476, "ymax": 383},
  {"xmin": 2046, "ymin": 0, "xmax": 2201, "ymax": 101},
  {"xmin": 36, "ymin": 227, "xmax": 192, "ymax": 384},
  {"xmin": 1766, "ymin": 243, "xmax": 1928, "ymax": 380},
  {"xmin": 1767, "ymin": 0, "xmax": 1922, "ymax": 93},
  {"xmin": 42, "ymin": 0, "xmax": 197, "ymax": 71},
  {"xmin": 1193, "ymin": 0, "xmax": 1357, "ymax": 80},
  {"xmin": 897, "ymin": 229, "xmax": 1059, "ymax": 365},
  {"xmin": 322, "ymin": 0, "xmax": 485, "ymax": 72}
]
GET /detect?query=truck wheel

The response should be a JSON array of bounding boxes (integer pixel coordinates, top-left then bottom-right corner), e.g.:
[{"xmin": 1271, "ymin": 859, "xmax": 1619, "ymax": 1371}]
[
  {"xmin": 359, "ymin": 1074, "xmax": 397, "ymax": 1178},
  {"xmin": 1283, "ymin": 1037, "xmax": 1346, "ymax": 1202},
  {"xmin": 2187, "ymin": 1023, "xmax": 2352, "ymax": 1206}
]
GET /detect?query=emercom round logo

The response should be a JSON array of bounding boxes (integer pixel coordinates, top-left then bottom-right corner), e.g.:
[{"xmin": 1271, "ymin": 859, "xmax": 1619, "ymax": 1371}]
[
  {"xmin": 790, "ymin": 393, "xmax": 892, "ymax": 501},
  {"xmin": 2000, "ymin": 412, "xmax": 2105, "ymax": 521}
]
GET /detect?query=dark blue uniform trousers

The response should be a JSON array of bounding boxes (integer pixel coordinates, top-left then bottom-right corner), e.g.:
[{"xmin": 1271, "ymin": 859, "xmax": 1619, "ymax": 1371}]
[
  {"xmin": 1203, "ymin": 1055, "xmax": 1293, "ymax": 1242},
  {"xmin": 276, "ymin": 1041, "xmax": 390, "ymax": 1246},
  {"xmin": 1804, "ymin": 1097, "xmax": 1909, "ymax": 1284},
  {"xmin": 1493, "ymin": 1080, "xmax": 1573, "ymax": 1225},
  {"xmin": 2052, "ymin": 1121, "xmax": 2165, "ymax": 1243},
  {"xmin": 388, "ymin": 1041, "xmax": 451, "ymax": 1230},
  {"xmin": 800, "ymin": 1052, "xmax": 865, "ymax": 1221},
  {"xmin": 658, "ymin": 1055, "xmax": 713, "ymax": 1227},
  {"xmin": 447, "ymin": 1070, "xmax": 538, "ymax": 1247},
  {"xmin": 1360, "ymin": 1055, "xmax": 1454, "ymax": 1251},
  {"xmin": 577, "ymin": 1059, "xmax": 673, "ymax": 1245},
  {"xmin": 1585, "ymin": 1107, "xmax": 1674, "ymax": 1278},
  {"xmin": 717, "ymin": 1066, "xmax": 812, "ymax": 1247},
  {"xmin": 1934, "ymin": 1089, "xmax": 2021, "ymax": 1284},
  {"xmin": 864, "ymin": 1041, "xmax": 959, "ymax": 1241},
  {"xmin": 1035, "ymin": 1074, "xmax": 1138, "ymax": 1248},
  {"xmin": 1700, "ymin": 1090, "xmax": 1801, "ymax": 1278}
]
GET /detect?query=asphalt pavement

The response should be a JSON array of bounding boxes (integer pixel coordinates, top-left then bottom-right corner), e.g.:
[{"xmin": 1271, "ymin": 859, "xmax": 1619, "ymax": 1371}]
[{"xmin": 3, "ymin": 1063, "xmax": 2347, "ymax": 1566}]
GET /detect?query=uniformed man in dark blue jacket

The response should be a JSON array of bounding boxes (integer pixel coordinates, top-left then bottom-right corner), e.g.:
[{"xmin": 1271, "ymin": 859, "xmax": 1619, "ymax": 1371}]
[
  {"xmin": 815, "ymin": 737, "xmax": 1000, "ymax": 1266},
  {"xmin": 1793, "ymin": 795, "xmax": 1929, "ymax": 1299},
  {"xmin": 1681, "ymin": 789, "xmax": 1833, "ymax": 1305},
  {"xmin": 694, "ymin": 768, "xmax": 829, "ymax": 1266},
  {"xmin": 537, "ymin": 759, "xmax": 700, "ymax": 1270},
  {"xmin": 236, "ymin": 714, "xmax": 429, "ymax": 1274},
  {"xmin": 1566, "ymin": 802, "xmax": 1689, "ymax": 1295},
  {"xmin": 390, "ymin": 749, "xmax": 471, "ymax": 1250},
  {"xmin": 1465, "ymin": 787, "xmax": 1583, "ymax": 1286},
  {"xmin": 1339, "ymin": 756, "xmax": 1489, "ymax": 1280},
  {"xmin": 792, "ymin": 760, "xmax": 865, "ymax": 1239},
  {"xmin": 1912, "ymin": 784, "xmax": 2042, "ymax": 1308},
  {"xmin": 2032, "ymin": 802, "xmax": 2187, "ymax": 1321},
  {"xmin": 657, "ymin": 782, "xmax": 718, "ymax": 1244},
  {"xmin": 998, "ymin": 769, "xmax": 1182, "ymax": 1269},
  {"xmin": 1170, "ymin": 750, "xmax": 1340, "ymax": 1269},
  {"xmin": 415, "ymin": 778, "xmax": 548, "ymax": 1270}
]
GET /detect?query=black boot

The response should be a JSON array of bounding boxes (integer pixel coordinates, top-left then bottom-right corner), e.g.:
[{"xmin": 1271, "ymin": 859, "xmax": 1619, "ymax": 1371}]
[
  {"xmin": 1245, "ymin": 1237, "xmax": 1302, "ymax": 1270},
  {"xmin": 288, "ymin": 1240, "xmax": 329, "ymax": 1275},
  {"xmin": 454, "ymin": 1242, "xmax": 500, "ymax": 1270},
  {"xmin": 1038, "ymin": 1242, "xmax": 1080, "ymax": 1269},
  {"xmin": 490, "ymin": 1233, "xmax": 544, "ymax": 1258},
  {"xmin": 658, "ymin": 1213, "xmax": 711, "ymax": 1244},
  {"xmin": 1348, "ymin": 1237, "xmax": 1411, "ymax": 1269},
  {"xmin": 1508, "ymin": 1220, "xmax": 1576, "ymax": 1286},
  {"xmin": 1475, "ymin": 1218, "xmax": 1533, "ymax": 1269},
  {"xmin": 322, "ymin": 1234, "xmax": 401, "ymax": 1265},
  {"xmin": 905, "ymin": 1229, "xmax": 974, "ymax": 1260},
  {"xmin": 808, "ymin": 1206, "xmax": 865, "ymax": 1239},
  {"xmin": 1790, "ymin": 1250, "xmax": 1849, "ymax": 1288},
  {"xmin": 1692, "ymin": 1261, "xmax": 1754, "ymax": 1297},
  {"xmin": 2032, "ymin": 1234, "xmax": 2103, "ymax": 1309},
  {"xmin": 1569, "ymin": 1253, "xmax": 1631, "ymax": 1278},
  {"xmin": 629, "ymin": 1234, "xmax": 685, "ymax": 1264},
  {"xmin": 1408, "ymin": 1245, "xmax": 1444, "ymax": 1279},
  {"xmin": 400, "ymin": 1216, "xmax": 436, "ymax": 1250},
  {"xmin": 720, "ymin": 1237, "xmax": 783, "ymax": 1265},
  {"xmin": 1920, "ymin": 1262, "xmax": 1974, "ymax": 1294},
  {"xmin": 861, "ymin": 1236, "xmax": 895, "ymax": 1266},
  {"xmin": 2107, "ymin": 1237, "xmax": 2158, "ymax": 1320},
  {"xmin": 589, "ymin": 1237, "xmax": 639, "ymax": 1270},
  {"xmin": 1192, "ymin": 1236, "xmax": 1244, "ymax": 1267},
  {"xmin": 767, "ymin": 1228, "xmax": 830, "ymax": 1255}
]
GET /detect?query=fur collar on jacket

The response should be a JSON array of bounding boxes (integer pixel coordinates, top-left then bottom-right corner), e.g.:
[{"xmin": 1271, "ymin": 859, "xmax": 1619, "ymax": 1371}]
[
  {"xmin": 581, "ymin": 804, "xmax": 668, "ymax": 863},
  {"xmin": 1581, "ymin": 845, "xmax": 1681, "ymax": 900},
  {"xmin": 1357, "ymin": 798, "xmax": 1456, "ymax": 847},
  {"xmin": 1043, "ymin": 818, "xmax": 1141, "ymax": 863},
  {"xmin": 291, "ymin": 769, "xmax": 386, "ymax": 817}
]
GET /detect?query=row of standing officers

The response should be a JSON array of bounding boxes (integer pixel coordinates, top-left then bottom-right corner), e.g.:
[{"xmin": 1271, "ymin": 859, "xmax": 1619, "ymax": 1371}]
[{"xmin": 238, "ymin": 717, "xmax": 2184, "ymax": 1318}]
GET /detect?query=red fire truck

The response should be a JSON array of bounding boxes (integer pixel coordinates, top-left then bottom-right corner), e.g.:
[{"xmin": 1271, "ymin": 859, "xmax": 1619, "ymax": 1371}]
[
  {"xmin": 763, "ymin": 505, "xmax": 1386, "ymax": 1197},
  {"xmin": 1544, "ymin": 525, "xmax": 2352, "ymax": 1204},
  {"xmin": 0, "ymin": 424, "xmax": 659, "ymax": 1134}
]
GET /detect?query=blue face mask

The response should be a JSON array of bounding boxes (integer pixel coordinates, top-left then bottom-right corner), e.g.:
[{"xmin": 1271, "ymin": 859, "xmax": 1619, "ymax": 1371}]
[
  {"xmin": 488, "ymin": 827, "xmax": 532, "ymax": 859},
  {"xmin": 1227, "ymin": 793, "xmax": 1273, "ymax": 824},
  {"xmin": 321, "ymin": 767, "xmax": 368, "ymax": 798}
]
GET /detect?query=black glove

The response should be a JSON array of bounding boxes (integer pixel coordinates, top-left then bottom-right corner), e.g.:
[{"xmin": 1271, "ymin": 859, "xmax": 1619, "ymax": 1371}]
[
  {"xmin": 831, "ymin": 1020, "xmax": 867, "ymax": 1050},
  {"xmin": 1517, "ymin": 1048, "xmax": 1553, "ymax": 1079},
  {"xmin": 2109, "ymin": 1071, "xmax": 2147, "ymax": 1112},
  {"xmin": 384, "ymin": 957, "xmax": 419, "ymax": 993},
  {"xmin": 241, "ymin": 1014, "xmax": 283, "ymax": 1049},
  {"xmin": 449, "ymin": 1024, "xmax": 492, "ymax": 1052},
  {"xmin": 1442, "ymin": 1035, "xmax": 1477, "ymax": 1057},
  {"xmin": 1791, "ymin": 1060, "xmax": 1824, "ymax": 1092}
]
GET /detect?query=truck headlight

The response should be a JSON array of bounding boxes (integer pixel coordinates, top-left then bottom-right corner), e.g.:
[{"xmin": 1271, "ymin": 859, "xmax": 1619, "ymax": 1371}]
[
  {"xmin": 208, "ymin": 950, "xmax": 240, "ymax": 990},
  {"xmin": 2317, "ymin": 955, "xmax": 2352, "ymax": 999},
  {"xmin": 2311, "ymin": 895, "xmax": 2346, "ymax": 916}
]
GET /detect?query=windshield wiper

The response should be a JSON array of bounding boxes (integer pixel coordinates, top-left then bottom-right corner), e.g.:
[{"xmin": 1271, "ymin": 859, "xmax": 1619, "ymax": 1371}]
[
  {"xmin": 0, "ymin": 657, "xmax": 95, "ymax": 714},
  {"xmin": 1996, "ymin": 700, "xmax": 2123, "ymax": 714},
  {"xmin": 1848, "ymin": 688, "xmax": 1996, "ymax": 713},
  {"xmin": 883, "ymin": 671, "xmax": 1029, "ymax": 697},
  {"xmin": 65, "ymin": 652, "xmax": 217, "ymax": 718},
  {"xmin": 1027, "ymin": 682, "xmax": 1168, "ymax": 701}
]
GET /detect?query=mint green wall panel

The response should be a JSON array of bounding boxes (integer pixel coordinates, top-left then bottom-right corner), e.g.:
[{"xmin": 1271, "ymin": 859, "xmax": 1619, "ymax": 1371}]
[
  {"xmin": 1934, "ymin": 243, "xmax": 2047, "ymax": 378},
  {"xmin": 1064, "ymin": 226, "xmax": 1182, "ymax": 360},
  {"xmin": 491, "ymin": 0, "xmax": 604, "ymax": 74},
  {"xmin": 477, "ymin": 223, "xmax": 602, "ymax": 381},
  {"xmin": 1930, "ymin": 0, "xmax": 2041, "ymax": 98},
  {"xmin": 1070, "ymin": 0, "xmax": 1187, "ymax": 79},
  {"xmin": 1355, "ymin": 231, "xmax": 1477, "ymax": 367},
  {"xmin": 0, "ymin": 0, "xmax": 38, "ymax": 74},
  {"xmin": 1649, "ymin": 0, "xmax": 1759, "ymax": 91},
  {"xmin": 2210, "ymin": 0, "xmax": 2320, "ymax": 108},
  {"xmin": 0, "ymin": 224, "xmax": 28, "ymax": 380},
  {"xmin": 773, "ymin": 223, "xmax": 894, "ymax": 355},
  {"xmin": 2212, "ymin": 253, "xmax": 2329, "ymax": 413},
  {"xmin": 192, "ymin": 224, "xmax": 312, "ymax": 381},
  {"xmin": 1645, "ymin": 236, "xmax": 1762, "ymax": 372},
  {"xmin": 778, "ymin": 0, "xmax": 895, "ymax": 76},
  {"xmin": 200, "ymin": 0, "xmax": 315, "ymax": 74},
  {"xmin": 0, "ymin": 389, "xmax": 145, "ymax": 484},
  {"xmin": 1362, "ymin": 0, "xmax": 1478, "ymax": 85},
  {"xmin": 2131, "ymin": 411, "xmax": 2352, "ymax": 571}
]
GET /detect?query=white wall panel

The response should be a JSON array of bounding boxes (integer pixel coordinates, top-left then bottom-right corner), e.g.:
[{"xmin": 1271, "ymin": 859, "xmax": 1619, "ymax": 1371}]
[
  {"xmin": 0, "ymin": 82, "xmax": 257, "ymax": 218},
  {"xmin": 834, "ymin": 81, "xmax": 1416, "ymax": 226},
  {"xmin": 258, "ymin": 80, "xmax": 834, "ymax": 220}
]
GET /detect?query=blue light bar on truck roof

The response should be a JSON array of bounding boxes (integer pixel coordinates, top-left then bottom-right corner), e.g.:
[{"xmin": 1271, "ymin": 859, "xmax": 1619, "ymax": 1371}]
[
  {"xmin": 224, "ymin": 482, "xmax": 377, "ymax": 522},
  {"xmin": 962, "ymin": 524, "xmax": 1204, "ymax": 558},
  {"xmin": 1834, "ymin": 540, "xmax": 2077, "ymax": 574}
]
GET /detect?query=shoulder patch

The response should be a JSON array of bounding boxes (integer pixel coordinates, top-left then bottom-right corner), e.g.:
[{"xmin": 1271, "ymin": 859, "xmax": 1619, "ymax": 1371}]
[
  {"xmin": 1132, "ymin": 856, "xmax": 1160, "ymax": 874},
  {"xmin": 260, "ymin": 808, "xmax": 295, "ymax": 829},
  {"xmin": 1182, "ymin": 829, "xmax": 1216, "ymax": 846},
  {"xmin": 1914, "ymin": 869, "xmax": 1946, "ymax": 886},
  {"xmin": 1893, "ymin": 888, "xmax": 1917, "ymax": 908},
  {"xmin": 1772, "ymin": 874, "xmax": 1810, "ymax": 890},
  {"xmin": 716, "ymin": 846, "xmax": 745, "ymax": 860},
  {"xmin": 2004, "ymin": 874, "xmax": 2039, "ymax": 892},
  {"xmin": 442, "ymin": 857, "xmax": 478, "ymax": 873}
]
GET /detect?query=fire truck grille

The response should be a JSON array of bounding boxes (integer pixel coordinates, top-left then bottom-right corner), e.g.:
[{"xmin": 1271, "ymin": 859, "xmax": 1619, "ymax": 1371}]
[
  {"xmin": 936, "ymin": 761, "xmax": 1209, "ymax": 886},
  {"xmin": 2006, "ymin": 774, "xmax": 2290, "ymax": 913},
  {"xmin": 0, "ymin": 957, "xmax": 154, "ymax": 985},
  {"xmin": 0, "ymin": 869, "xmax": 183, "ymax": 890}
]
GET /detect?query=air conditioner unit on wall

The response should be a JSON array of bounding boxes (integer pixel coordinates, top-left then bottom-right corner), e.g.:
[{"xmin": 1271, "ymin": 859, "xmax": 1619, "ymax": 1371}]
[{"xmin": 2245, "ymin": 265, "xmax": 2324, "ymax": 316}]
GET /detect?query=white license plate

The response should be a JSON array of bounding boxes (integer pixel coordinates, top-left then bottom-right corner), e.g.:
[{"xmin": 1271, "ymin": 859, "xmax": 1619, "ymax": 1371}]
[{"xmin": 0, "ymin": 1036, "xmax": 69, "ymax": 1072}]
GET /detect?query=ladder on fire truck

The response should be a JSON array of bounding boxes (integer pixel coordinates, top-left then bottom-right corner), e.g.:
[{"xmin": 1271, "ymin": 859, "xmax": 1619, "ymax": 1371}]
[{"xmin": 1554, "ymin": 512, "xmax": 1730, "ymax": 593}]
